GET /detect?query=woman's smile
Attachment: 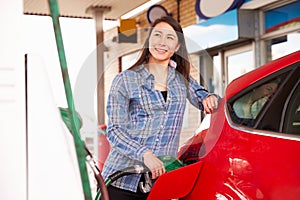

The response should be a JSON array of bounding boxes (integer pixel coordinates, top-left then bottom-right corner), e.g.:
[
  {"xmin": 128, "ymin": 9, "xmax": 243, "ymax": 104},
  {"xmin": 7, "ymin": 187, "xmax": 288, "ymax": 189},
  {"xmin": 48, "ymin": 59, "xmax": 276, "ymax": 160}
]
[
  {"xmin": 149, "ymin": 22, "xmax": 179, "ymax": 63},
  {"xmin": 154, "ymin": 46, "xmax": 168, "ymax": 53}
]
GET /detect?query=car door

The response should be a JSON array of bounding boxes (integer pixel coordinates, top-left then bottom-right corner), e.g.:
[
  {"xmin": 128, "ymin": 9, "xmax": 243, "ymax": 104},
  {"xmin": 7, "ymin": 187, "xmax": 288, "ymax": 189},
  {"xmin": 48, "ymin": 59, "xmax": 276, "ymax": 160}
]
[{"xmin": 224, "ymin": 62, "xmax": 300, "ymax": 199}]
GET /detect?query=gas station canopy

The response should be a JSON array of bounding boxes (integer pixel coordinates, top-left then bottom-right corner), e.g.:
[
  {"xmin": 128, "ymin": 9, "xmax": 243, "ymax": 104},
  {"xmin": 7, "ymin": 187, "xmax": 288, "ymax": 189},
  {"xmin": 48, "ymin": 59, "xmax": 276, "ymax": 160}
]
[{"xmin": 24, "ymin": 0, "xmax": 150, "ymax": 19}]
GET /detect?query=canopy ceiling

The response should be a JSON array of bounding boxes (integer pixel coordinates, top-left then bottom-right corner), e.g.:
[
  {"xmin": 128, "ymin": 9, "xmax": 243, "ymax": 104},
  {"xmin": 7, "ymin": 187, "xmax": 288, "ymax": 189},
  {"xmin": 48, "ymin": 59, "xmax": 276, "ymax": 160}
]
[{"xmin": 24, "ymin": 0, "xmax": 151, "ymax": 19}]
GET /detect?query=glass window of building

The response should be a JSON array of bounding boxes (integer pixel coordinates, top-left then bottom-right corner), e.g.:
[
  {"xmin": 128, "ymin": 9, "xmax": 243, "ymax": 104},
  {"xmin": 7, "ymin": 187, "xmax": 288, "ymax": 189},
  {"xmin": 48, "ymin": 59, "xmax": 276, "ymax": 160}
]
[
  {"xmin": 225, "ymin": 48, "xmax": 254, "ymax": 84},
  {"xmin": 264, "ymin": 0, "xmax": 300, "ymax": 62},
  {"xmin": 265, "ymin": 33, "xmax": 300, "ymax": 62},
  {"xmin": 212, "ymin": 54, "xmax": 223, "ymax": 96}
]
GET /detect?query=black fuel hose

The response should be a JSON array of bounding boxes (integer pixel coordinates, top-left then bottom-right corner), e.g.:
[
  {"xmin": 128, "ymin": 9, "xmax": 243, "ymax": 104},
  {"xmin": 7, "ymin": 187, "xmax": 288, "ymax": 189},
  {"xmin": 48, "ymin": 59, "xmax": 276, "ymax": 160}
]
[
  {"xmin": 95, "ymin": 156, "xmax": 184, "ymax": 200},
  {"xmin": 105, "ymin": 164, "xmax": 149, "ymax": 186},
  {"xmin": 94, "ymin": 165, "xmax": 148, "ymax": 200}
]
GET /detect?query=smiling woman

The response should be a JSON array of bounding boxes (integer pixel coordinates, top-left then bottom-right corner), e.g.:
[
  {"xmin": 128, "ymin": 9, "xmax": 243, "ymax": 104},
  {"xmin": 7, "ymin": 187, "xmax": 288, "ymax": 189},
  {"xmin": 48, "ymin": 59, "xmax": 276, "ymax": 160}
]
[
  {"xmin": 102, "ymin": 15, "xmax": 220, "ymax": 200},
  {"xmin": 148, "ymin": 22, "xmax": 180, "ymax": 91}
]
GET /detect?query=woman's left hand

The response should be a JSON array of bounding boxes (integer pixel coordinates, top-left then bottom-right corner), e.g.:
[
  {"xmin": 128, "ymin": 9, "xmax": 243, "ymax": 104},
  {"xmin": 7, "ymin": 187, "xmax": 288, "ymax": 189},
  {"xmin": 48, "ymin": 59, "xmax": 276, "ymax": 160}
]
[{"xmin": 202, "ymin": 95, "xmax": 219, "ymax": 114}]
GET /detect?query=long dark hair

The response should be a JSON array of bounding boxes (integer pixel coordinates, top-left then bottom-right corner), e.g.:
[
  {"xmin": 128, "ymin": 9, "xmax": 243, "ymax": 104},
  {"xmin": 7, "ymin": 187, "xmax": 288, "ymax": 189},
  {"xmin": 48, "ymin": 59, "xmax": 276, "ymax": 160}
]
[{"xmin": 130, "ymin": 16, "xmax": 190, "ymax": 81}]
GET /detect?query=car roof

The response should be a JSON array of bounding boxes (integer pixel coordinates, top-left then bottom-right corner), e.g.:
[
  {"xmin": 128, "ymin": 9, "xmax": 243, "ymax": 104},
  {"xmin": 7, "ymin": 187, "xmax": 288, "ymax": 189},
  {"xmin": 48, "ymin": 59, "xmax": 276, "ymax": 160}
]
[{"xmin": 225, "ymin": 50, "xmax": 300, "ymax": 100}]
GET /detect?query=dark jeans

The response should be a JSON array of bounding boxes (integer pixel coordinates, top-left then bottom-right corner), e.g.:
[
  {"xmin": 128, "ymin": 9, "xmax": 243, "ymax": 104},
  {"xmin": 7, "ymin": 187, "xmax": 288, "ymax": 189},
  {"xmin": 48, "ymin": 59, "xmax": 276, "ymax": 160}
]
[{"xmin": 107, "ymin": 185, "xmax": 149, "ymax": 200}]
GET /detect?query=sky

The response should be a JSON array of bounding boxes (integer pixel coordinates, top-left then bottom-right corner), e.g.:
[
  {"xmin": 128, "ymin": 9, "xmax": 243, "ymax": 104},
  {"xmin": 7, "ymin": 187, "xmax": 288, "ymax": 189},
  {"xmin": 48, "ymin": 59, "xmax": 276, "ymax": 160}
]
[{"xmin": 24, "ymin": 15, "xmax": 97, "ymax": 107}]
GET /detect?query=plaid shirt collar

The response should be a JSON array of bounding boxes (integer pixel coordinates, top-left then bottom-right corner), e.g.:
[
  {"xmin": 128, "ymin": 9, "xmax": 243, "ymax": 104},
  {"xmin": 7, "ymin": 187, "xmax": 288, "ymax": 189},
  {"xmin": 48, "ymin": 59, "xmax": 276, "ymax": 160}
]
[{"xmin": 134, "ymin": 64, "xmax": 177, "ymax": 87}]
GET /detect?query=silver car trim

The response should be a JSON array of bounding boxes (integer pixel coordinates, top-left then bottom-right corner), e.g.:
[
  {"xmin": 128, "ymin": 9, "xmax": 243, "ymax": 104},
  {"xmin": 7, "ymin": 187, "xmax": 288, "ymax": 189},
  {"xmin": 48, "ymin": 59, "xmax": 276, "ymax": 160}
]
[{"xmin": 224, "ymin": 104, "xmax": 300, "ymax": 142}]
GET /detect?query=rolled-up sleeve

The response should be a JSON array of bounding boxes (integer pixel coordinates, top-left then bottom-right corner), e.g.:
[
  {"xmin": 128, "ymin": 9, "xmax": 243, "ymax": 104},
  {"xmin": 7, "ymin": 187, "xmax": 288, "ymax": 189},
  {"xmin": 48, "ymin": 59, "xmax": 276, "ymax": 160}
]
[
  {"xmin": 187, "ymin": 76, "xmax": 221, "ymax": 110},
  {"xmin": 187, "ymin": 76, "xmax": 209, "ymax": 110}
]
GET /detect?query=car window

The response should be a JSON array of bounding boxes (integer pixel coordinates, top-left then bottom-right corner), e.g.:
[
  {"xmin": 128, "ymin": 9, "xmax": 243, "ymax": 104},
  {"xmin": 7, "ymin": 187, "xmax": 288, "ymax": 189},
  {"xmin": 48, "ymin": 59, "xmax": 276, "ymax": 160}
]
[
  {"xmin": 228, "ymin": 63, "xmax": 299, "ymax": 131},
  {"xmin": 229, "ymin": 77, "xmax": 282, "ymax": 127},
  {"xmin": 232, "ymin": 79, "xmax": 280, "ymax": 120},
  {"xmin": 283, "ymin": 82, "xmax": 300, "ymax": 135}
]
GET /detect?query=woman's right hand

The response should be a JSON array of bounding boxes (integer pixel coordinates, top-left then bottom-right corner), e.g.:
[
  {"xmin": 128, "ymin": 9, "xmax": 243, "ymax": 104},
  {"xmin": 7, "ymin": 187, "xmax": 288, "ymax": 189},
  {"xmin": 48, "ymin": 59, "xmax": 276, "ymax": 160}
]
[
  {"xmin": 202, "ymin": 95, "xmax": 219, "ymax": 114},
  {"xmin": 143, "ymin": 151, "xmax": 165, "ymax": 179}
]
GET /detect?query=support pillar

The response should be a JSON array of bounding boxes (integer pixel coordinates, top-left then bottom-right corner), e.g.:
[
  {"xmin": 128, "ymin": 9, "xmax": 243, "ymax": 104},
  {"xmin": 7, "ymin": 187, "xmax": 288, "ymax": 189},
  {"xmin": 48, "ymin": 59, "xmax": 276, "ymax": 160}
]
[{"xmin": 87, "ymin": 6, "xmax": 111, "ymax": 126}]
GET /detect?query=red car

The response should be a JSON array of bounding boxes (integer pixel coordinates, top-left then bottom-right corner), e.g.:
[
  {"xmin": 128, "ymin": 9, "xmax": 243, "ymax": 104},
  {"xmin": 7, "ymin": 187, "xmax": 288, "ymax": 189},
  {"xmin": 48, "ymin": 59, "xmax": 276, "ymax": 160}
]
[{"xmin": 148, "ymin": 50, "xmax": 300, "ymax": 200}]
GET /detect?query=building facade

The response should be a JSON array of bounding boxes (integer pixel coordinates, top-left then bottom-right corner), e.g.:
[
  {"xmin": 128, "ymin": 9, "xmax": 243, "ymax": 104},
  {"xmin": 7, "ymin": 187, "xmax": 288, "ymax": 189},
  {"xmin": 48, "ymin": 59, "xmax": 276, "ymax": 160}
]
[{"xmin": 102, "ymin": 0, "xmax": 300, "ymax": 145}]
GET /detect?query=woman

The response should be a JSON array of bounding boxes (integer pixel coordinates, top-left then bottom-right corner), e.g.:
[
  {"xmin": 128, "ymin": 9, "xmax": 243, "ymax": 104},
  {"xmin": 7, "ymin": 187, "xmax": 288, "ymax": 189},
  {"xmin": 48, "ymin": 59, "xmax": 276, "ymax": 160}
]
[{"xmin": 102, "ymin": 16, "xmax": 219, "ymax": 199}]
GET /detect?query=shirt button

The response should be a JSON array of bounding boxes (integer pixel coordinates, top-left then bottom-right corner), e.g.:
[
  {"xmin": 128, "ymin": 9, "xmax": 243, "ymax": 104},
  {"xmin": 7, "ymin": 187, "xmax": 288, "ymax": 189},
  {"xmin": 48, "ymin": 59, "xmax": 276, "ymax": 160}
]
[
  {"xmin": 156, "ymin": 138, "xmax": 160, "ymax": 142},
  {"xmin": 164, "ymin": 111, "xmax": 167, "ymax": 115},
  {"xmin": 160, "ymin": 125, "xmax": 164, "ymax": 129}
]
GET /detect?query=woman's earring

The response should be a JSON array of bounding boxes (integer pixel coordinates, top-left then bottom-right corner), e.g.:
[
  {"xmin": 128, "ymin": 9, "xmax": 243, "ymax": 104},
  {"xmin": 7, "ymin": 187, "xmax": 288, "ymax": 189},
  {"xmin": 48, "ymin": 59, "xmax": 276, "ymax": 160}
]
[{"xmin": 169, "ymin": 60, "xmax": 177, "ymax": 68}]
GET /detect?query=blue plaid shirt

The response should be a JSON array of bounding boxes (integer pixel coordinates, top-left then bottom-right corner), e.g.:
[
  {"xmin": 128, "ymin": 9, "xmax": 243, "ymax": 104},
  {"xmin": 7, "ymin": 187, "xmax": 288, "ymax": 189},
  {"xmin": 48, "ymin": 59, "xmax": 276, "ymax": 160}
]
[{"xmin": 102, "ymin": 64, "xmax": 211, "ymax": 192}]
